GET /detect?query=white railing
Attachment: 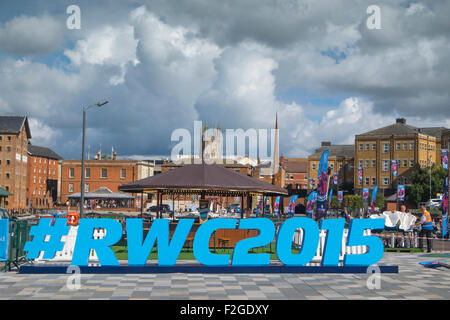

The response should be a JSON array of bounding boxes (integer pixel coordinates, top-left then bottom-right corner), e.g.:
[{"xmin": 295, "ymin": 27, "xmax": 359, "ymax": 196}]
[{"xmin": 293, "ymin": 229, "xmax": 369, "ymax": 262}]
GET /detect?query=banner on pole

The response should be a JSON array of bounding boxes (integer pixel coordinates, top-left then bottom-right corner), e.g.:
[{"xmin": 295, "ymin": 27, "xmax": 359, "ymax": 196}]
[
  {"xmin": 306, "ymin": 191, "xmax": 317, "ymax": 218},
  {"xmin": 362, "ymin": 188, "xmax": 369, "ymax": 201},
  {"xmin": 442, "ymin": 177, "xmax": 448, "ymax": 238},
  {"xmin": 338, "ymin": 191, "xmax": 343, "ymax": 203},
  {"xmin": 328, "ymin": 189, "xmax": 333, "ymax": 208},
  {"xmin": 316, "ymin": 150, "xmax": 329, "ymax": 216},
  {"xmin": 442, "ymin": 149, "xmax": 448, "ymax": 170},
  {"xmin": 391, "ymin": 160, "xmax": 398, "ymax": 177},
  {"xmin": 274, "ymin": 196, "xmax": 280, "ymax": 216},
  {"xmin": 288, "ymin": 195, "xmax": 298, "ymax": 217},
  {"xmin": 371, "ymin": 186, "xmax": 378, "ymax": 215},
  {"xmin": 0, "ymin": 219, "xmax": 8, "ymax": 261},
  {"xmin": 358, "ymin": 166, "xmax": 363, "ymax": 184},
  {"xmin": 397, "ymin": 185, "xmax": 405, "ymax": 202}
]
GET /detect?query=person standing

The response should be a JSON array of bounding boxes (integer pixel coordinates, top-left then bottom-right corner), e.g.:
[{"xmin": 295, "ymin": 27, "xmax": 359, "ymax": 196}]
[
  {"xmin": 398, "ymin": 205, "xmax": 416, "ymax": 248},
  {"xmin": 418, "ymin": 206, "xmax": 434, "ymax": 253}
]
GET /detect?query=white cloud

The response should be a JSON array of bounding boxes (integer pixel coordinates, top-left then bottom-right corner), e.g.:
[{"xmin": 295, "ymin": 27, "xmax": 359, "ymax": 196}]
[
  {"xmin": 0, "ymin": 14, "xmax": 64, "ymax": 55},
  {"xmin": 28, "ymin": 118, "xmax": 61, "ymax": 147}
]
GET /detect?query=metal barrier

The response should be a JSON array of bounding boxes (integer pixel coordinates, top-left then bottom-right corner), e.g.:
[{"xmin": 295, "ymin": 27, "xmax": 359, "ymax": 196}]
[
  {"xmin": 3, "ymin": 219, "xmax": 34, "ymax": 271},
  {"xmin": 377, "ymin": 232, "xmax": 450, "ymax": 252}
]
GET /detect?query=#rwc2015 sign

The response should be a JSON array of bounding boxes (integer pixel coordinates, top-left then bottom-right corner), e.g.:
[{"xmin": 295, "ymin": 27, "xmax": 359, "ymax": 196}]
[{"xmin": 24, "ymin": 217, "xmax": 385, "ymax": 267}]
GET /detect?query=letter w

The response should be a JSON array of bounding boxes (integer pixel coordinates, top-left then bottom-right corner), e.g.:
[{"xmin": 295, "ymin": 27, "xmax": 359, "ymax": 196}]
[{"xmin": 126, "ymin": 219, "xmax": 194, "ymax": 266}]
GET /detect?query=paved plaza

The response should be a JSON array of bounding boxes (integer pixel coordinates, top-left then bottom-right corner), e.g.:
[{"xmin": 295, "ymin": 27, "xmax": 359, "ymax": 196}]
[{"xmin": 0, "ymin": 253, "xmax": 448, "ymax": 300}]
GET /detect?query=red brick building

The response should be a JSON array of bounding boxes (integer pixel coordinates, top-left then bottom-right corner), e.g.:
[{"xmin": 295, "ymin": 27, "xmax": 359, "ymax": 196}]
[
  {"xmin": 282, "ymin": 157, "xmax": 308, "ymax": 190},
  {"xmin": 0, "ymin": 116, "xmax": 31, "ymax": 209},
  {"xmin": 59, "ymin": 156, "xmax": 154, "ymax": 206},
  {"xmin": 26, "ymin": 144, "xmax": 63, "ymax": 209}
]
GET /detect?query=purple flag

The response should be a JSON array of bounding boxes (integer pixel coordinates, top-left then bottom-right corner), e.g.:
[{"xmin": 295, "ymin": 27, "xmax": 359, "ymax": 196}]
[{"xmin": 316, "ymin": 150, "xmax": 329, "ymax": 217}]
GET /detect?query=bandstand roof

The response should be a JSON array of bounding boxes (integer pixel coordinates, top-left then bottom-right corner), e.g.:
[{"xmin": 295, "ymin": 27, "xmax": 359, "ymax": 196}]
[{"xmin": 118, "ymin": 163, "xmax": 288, "ymax": 196}]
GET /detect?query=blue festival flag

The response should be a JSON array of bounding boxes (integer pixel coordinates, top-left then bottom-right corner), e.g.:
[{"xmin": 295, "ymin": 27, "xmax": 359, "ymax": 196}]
[
  {"xmin": 397, "ymin": 185, "xmax": 405, "ymax": 202},
  {"xmin": 338, "ymin": 191, "xmax": 343, "ymax": 203},
  {"xmin": 442, "ymin": 177, "xmax": 448, "ymax": 238},
  {"xmin": 0, "ymin": 219, "xmax": 8, "ymax": 261},
  {"xmin": 306, "ymin": 191, "xmax": 317, "ymax": 218},
  {"xmin": 362, "ymin": 188, "xmax": 369, "ymax": 201},
  {"xmin": 288, "ymin": 195, "xmax": 298, "ymax": 217},
  {"xmin": 274, "ymin": 196, "xmax": 280, "ymax": 216},
  {"xmin": 391, "ymin": 160, "xmax": 398, "ymax": 177},
  {"xmin": 328, "ymin": 189, "xmax": 333, "ymax": 208},
  {"xmin": 316, "ymin": 150, "xmax": 329, "ymax": 216},
  {"xmin": 442, "ymin": 149, "xmax": 448, "ymax": 170},
  {"xmin": 371, "ymin": 186, "xmax": 378, "ymax": 215}
]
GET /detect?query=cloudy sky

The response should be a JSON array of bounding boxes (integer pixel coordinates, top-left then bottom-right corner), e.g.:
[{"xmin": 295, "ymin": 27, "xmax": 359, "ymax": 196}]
[{"xmin": 0, "ymin": 0, "xmax": 449, "ymax": 160}]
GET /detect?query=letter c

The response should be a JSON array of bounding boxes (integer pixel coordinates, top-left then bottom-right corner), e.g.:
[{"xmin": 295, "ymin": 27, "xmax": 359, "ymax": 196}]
[{"xmin": 193, "ymin": 218, "xmax": 237, "ymax": 266}]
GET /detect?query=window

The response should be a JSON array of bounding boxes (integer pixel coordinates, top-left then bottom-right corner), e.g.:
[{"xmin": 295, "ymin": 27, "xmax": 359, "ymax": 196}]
[
  {"xmin": 372, "ymin": 177, "xmax": 376, "ymax": 185},
  {"xmin": 383, "ymin": 177, "xmax": 390, "ymax": 185},
  {"xmin": 383, "ymin": 160, "xmax": 389, "ymax": 171},
  {"xmin": 6, "ymin": 160, "xmax": 10, "ymax": 166},
  {"xmin": 33, "ymin": 176, "xmax": 36, "ymax": 183},
  {"xmin": 372, "ymin": 160, "xmax": 376, "ymax": 168},
  {"xmin": 69, "ymin": 184, "xmax": 74, "ymax": 193},
  {"xmin": 85, "ymin": 168, "xmax": 90, "ymax": 178},
  {"xmin": 372, "ymin": 144, "xmax": 376, "ymax": 151},
  {"xmin": 365, "ymin": 177, "xmax": 369, "ymax": 185},
  {"xmin": 7, "ymin": 136, "xmax": 11, "ymax": 141},
  {"xmin": 396, "ymin": 142, "xmax": 400, "ymax": 150},
  {"xmin": 121, "ymin": 169, "xmax": 126, "ymax": 179},
  {"xmin": 365, "ymin": 144, "xmax": 370, "ymax": 151},
  {"xmin": 383, "ymin": 143, "xmax": 389, "ymax": 153},
  {"xmin": 365, "ymin": 160, "xmax": 370, "ymax": 168},
  {"xmin": 312, "ymin": 164, "xmax": 316, "ymax": 171},
  {"xmin": 69, "ymin": 168, "xmax": 74, "ymax": 178},
  {"xmin": 101, "ymin": 168, "xmax": 107, "ymax": 178},
  {"xmin": 85, "ymin": 184, "xmax": 90, "ymax": 193},
  {"xmin": 403, "ymin": 143, "xmax": 407, "ymax": 150},
  {"xmin": 6, "ymin": 146, "xmax": 11, "ymax": 152},
  {"xmin": 359, "ymin": 144, "xmax": 363, "ymax": 151},
  {"xmin": 290, "ymin": 174, "xmax": 294, "ymax": 179},
  {"xmin": 410, "ymin": 142, "xmax": 414, "ymax": 150},
  {"xmin": 410, "ymin": 159, "xmax": 414, "ymax": 167},
  {"xmin": 330, "ymin": 164, "xmax": 334, "ymax": 170},
  {"xmin": 403, "ymin": 160, "xmax": 407, "ymax": 168},
  {"xmin": 5, "ymin": 173, "xmax": 10, "ymax": 179}
]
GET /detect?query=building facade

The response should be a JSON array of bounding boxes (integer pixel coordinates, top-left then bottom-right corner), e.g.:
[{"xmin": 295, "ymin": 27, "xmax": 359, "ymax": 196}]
[
  {"xmin": 354, "ymin": 118, "xmax": 447, "ymax": 190},
  {"xmin": 59, "ymin": 157, "xmax": 154, "ymax": 204},
  {"xmin": 0, "ymin": 116, "xmax": 31, "ymax": 209},
  {"xmin": 26, "ymin": 144, "xmax": 63, "ymax": 209},
  {"xmin": 281, "ymin": 157, "xmax": 308, "ymax": 190},
  {"xmin": 307, "ymin": 142, "xmax": 354, "ymax": 189}
]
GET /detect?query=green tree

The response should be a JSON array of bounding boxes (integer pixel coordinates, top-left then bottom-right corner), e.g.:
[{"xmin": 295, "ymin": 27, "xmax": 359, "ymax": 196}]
[{"xmin": 407, "ymin": 164, "xmax": 447, "ymax": 205}]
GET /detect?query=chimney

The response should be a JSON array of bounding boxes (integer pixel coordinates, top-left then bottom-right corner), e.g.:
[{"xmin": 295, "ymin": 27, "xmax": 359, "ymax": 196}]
[
  {"xmin": 321, "ymin": 141, "xmax": 331, "ymax": 147},
  {"xmin": 113, "ymin": 152, "xmax": 118, "ymax": 160},
  {"xmin": 396, "ymin": 118, "xmax": 406, "ymax": 124},
  {"xmin": 257, "ymin": 157, "xmax": 261, "ymax": 165},
  {"xmin": 97, "ymin": 151, "xmax": 101, "ymax": 160}
]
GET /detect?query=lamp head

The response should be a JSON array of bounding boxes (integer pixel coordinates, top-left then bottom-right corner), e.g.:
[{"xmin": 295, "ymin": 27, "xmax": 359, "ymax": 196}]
[{"xmin": 96, "ymin": 100, "xmax": 108, "ymax": 107}]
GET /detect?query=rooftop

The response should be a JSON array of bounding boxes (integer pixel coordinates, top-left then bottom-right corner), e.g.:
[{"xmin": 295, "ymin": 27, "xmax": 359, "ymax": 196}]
[
  {"xmin": 28, "ymin": 144, "xmax": 63, "ymax": 160},
  {"xmin": 357, "ymin": 118, "xmax": 447, "ymax": 138},
  {"xmin": 0, "ymin": 115, "xmax": 31, "ymax": 138}
]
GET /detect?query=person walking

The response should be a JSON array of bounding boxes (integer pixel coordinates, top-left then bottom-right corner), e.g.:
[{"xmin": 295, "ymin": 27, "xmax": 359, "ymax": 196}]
[{"xmin": 418, "ymin": 206, "xmax": 434, "ymax": 253}]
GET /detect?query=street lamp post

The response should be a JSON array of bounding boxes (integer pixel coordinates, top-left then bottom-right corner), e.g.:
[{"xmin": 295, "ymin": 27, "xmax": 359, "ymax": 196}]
[{"xmin": 80, "ymin": 100, "xmax": 108, "ymax": 218}]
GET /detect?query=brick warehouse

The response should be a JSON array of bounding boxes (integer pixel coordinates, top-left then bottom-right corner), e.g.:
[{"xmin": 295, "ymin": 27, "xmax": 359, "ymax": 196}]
[
  {"xmin": 59, "ymin": 155, "xmax": 154, "ymax": 206},
  {"xmin": 26, "ymin": 143, "xmax": 63, "ymax": 209},
  {"xmin": 0, "ymin": 116, "xmax": 31, "ymax": 209}
]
